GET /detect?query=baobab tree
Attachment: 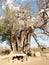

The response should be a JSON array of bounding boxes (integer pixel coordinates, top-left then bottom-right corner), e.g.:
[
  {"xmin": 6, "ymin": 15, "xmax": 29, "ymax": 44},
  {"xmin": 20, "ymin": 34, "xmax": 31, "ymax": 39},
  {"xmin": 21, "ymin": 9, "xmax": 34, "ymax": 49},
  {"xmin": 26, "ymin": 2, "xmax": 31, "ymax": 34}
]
[{"xmin": 0, "ymin": 0, "xmax": 49, "ymax": 55}]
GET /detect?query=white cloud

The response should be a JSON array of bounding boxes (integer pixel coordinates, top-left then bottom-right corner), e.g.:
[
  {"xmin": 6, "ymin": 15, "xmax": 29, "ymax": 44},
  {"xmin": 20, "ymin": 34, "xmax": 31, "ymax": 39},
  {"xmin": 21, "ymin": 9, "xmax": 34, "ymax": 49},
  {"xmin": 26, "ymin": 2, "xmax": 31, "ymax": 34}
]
[
  {"xmin": 2, "ymin": 0, "xmax": 14, "ymax": 10},
  {"xmin": 13, "ymin": 6, "xmax": 20, "ymax": 11},
  {"xmin": 2, "ymin": 0, "xmax": 20, "ymax": 11},
  {"xmin": 6, "ymin": 0, "xmax": 14, "ymax": 4},
  {"xmin": 2, "ymin": 5, "xmax": 6, "ymax": 10}
]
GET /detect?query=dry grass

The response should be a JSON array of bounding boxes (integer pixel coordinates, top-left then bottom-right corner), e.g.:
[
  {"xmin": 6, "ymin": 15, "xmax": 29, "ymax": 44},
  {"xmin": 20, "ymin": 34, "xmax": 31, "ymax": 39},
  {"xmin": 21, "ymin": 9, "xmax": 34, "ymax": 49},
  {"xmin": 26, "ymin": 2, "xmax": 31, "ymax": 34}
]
[
  {"xmin": 31, "ymin": 48, "xmax": 49, "ymax": 53},
  {"xmin": 0, "ymin": 48, "xmax": 49, "ymax": 65},
  {"xmin": 0, "ymin": 54, "xmax": 49, "ymax": 65}
]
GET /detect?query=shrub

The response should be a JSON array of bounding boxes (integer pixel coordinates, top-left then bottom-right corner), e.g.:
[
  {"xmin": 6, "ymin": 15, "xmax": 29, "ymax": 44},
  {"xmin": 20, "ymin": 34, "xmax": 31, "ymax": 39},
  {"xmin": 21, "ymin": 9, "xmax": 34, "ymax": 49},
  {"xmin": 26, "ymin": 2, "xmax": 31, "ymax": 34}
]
[{"xmin": 27, "ymin": 49, "xmax": 32, "ymax": 56}]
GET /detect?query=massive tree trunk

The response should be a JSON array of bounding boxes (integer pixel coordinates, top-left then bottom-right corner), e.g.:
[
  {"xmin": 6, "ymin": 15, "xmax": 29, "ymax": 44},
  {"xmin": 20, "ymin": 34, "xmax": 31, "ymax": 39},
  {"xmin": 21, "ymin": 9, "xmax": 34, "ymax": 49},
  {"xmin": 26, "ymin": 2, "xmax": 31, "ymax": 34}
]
[
  {"xmin": 15, "ymin": 30, "xmax": 25, "ymax": 53},
  {"xmin": 23, "ymin": 26, "xmax": 32, "ymax": 53},
  {"xmin": 10, "ymin": 33, "xmax": 18, "ymax": 53},
  {"xmin": 11, "ymin": 41, "xmax": 17, "ymax": 53}
]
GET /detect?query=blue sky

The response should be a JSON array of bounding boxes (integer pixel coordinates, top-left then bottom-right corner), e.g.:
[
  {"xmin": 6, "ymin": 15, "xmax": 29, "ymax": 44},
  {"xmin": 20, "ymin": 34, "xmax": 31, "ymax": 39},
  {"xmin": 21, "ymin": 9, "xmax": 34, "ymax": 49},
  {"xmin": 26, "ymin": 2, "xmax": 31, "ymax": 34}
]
[
  {"xmin": 30, "ymin": 28, "xmax": 49, "ymax": 48},
  {"xmin": 0, "ymin": 6, "xmax": 4, "ymax": 16},
  {"xmin": 0, "ymin": 0, "xmax": 38, "ymax": 16}
]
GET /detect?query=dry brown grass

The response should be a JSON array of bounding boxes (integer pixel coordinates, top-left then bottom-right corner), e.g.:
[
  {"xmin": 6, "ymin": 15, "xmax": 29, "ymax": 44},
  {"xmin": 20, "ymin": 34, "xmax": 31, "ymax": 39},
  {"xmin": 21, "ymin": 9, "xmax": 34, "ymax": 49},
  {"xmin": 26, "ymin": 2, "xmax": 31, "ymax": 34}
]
[
  {"xmin": 0, "ymin": 48, "xmax": 49, "ymax": 65},
  {"xmin": 0, "ymin": 54, "xmax": 49, "ymax": 65}
]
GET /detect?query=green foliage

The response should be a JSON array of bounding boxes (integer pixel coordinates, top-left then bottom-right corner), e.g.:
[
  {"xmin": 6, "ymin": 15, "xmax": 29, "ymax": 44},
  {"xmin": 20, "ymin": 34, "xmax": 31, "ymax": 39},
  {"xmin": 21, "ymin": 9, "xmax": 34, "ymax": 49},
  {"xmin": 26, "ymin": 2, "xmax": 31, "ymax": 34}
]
[
  {"xmin": 27, "ymin": 49, "xmax": 32, "ymax": 56},
  {"xmin": 0, "ymin": 5, "xmax": 20, "ymax": 41}
]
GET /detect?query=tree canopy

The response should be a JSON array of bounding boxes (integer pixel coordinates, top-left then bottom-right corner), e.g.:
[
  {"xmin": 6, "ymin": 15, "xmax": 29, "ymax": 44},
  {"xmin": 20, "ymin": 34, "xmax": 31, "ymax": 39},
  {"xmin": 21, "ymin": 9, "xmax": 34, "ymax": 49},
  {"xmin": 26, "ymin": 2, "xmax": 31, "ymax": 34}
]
[{"xmin": 0, "ymin": 0, "xmax": 49, "ymax": 52}]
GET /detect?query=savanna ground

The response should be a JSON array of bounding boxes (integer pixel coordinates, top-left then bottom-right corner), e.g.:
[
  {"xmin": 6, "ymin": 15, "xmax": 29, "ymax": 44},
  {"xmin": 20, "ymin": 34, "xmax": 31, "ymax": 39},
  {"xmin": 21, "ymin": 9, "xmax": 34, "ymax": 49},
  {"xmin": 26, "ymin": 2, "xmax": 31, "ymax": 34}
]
[{"xmin": 0, "ymin": 49, "xmax": 49, "ymax": 65}]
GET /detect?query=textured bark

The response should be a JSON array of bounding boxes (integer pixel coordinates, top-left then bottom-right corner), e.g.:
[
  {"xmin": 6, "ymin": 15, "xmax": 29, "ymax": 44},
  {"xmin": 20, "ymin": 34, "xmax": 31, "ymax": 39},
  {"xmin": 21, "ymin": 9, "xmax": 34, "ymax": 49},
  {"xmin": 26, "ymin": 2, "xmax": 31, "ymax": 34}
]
[
  {"xmin": 10, "ymin": 31, "xmax": 13, "ymax": 51},
  {"xmin": 23, "ymin": 26, "xmax": 32, "ymax": 53},
  {"xmin": 11, "ymin": 33, "xmax": 18, "ymax": 53},
  {"xmin": 15, "ymin": 30, "xmax": 25, "ymax": 53},
  {"xmin": 12, "ymin": 42, "xmax": 16, "ymax": 53}
]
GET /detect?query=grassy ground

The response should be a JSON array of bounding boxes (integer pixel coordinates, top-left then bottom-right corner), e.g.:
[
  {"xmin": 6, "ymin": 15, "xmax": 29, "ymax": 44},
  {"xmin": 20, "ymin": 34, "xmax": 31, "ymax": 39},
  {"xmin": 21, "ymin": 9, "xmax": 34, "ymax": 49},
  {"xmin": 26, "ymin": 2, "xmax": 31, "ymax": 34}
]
[{"xmin": 0, "ymin": 49, "xmax": 49, "ymax": 65}]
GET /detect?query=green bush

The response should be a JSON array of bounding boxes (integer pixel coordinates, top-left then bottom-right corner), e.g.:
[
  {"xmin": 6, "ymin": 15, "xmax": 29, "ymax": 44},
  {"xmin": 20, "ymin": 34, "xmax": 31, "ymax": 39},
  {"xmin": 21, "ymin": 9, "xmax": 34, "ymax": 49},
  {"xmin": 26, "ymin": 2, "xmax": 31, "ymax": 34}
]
[{"xmin": 27, "ymin": 49, "xmax": 32, "ymax": 56}]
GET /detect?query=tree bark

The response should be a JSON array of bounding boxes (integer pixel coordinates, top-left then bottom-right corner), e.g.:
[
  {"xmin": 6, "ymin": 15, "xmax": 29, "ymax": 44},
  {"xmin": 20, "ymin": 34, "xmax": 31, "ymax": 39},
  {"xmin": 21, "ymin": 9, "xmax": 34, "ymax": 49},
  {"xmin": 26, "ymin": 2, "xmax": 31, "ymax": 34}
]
[
  {"xmin": 10, "ymin": 32, "xmax": 18, "ymax": 53},
  {"xmin": 10, "ymin": 31, "xmax": 13, "ymax": 51}
]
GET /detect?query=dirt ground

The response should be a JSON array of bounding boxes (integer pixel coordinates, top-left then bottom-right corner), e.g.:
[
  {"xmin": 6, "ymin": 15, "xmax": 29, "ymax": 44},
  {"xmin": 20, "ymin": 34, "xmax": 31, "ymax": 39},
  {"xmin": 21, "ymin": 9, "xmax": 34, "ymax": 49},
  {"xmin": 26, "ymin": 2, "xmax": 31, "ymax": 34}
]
[{"xmin": 0, "ymin": 54, "xmax": 49, "ymax": 65}]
